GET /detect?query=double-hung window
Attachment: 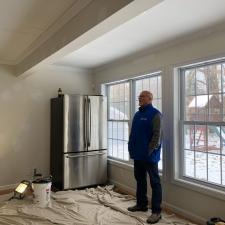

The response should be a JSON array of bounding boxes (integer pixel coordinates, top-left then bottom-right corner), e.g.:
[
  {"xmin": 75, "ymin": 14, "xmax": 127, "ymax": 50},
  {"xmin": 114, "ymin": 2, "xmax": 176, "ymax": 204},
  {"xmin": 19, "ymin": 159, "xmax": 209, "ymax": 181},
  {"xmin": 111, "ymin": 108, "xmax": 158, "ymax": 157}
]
[
  {"xmin": 134, "ymin": 75, "xmax": 162, "ymax": 169},
  {"xmin": 106, "ymin": 72, "xmax": 162, "ymax": 169},
  {"xmin": 107, "ymin": 82, "xmax": 130, "ymax": 161},
  {"xmin": 181, "ymin": 60, "xmax": 225, "ymax": 188}
]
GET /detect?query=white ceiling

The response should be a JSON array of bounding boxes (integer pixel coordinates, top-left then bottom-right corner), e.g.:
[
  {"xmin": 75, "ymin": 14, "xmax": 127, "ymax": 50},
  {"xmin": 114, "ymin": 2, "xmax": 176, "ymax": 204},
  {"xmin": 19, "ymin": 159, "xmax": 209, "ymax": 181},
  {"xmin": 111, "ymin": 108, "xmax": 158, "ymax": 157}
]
[
  {"xmin": 55, "ymin": 0, "xmax": 225, "ymax": 69},
  {"xmin": 1, "ymin": 0, "xmax": 225, "ymax": 71},
  {"xmin": 0, "ymin": 0, "xmax": 92, "ymax": 64}
]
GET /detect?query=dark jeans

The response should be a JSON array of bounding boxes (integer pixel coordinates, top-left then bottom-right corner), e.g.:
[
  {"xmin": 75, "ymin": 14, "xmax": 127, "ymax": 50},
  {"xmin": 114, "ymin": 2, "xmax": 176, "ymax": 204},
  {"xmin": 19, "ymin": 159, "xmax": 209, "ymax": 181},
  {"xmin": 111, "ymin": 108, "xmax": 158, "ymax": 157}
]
[{"xmin": 134, "ymin": 160, "xmax": 162, "ymax": 214}]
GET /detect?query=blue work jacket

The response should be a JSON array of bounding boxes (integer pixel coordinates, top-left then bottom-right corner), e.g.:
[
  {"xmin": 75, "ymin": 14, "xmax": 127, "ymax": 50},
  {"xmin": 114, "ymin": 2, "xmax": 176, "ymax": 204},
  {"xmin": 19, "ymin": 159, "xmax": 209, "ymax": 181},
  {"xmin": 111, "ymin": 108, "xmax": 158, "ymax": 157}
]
[{"xmin": 128, "ymin": 104, "xmax": 161, "ymax": 163}]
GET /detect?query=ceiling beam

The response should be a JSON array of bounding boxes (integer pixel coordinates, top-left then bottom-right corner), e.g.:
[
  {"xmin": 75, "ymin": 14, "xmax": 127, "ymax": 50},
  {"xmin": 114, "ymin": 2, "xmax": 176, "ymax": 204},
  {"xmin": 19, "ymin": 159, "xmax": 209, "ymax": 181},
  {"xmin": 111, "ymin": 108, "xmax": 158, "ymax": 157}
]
[{"xmin": 16, "ymin": 0, "xmax": 163, "ymax": 76}]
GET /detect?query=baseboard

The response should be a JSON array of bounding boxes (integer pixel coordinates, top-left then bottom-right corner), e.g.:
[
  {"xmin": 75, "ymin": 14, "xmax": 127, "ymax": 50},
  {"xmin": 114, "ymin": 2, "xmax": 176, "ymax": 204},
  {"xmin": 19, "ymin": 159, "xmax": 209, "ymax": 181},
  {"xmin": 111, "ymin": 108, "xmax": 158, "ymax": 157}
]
[
  {"xmin": 109, "ymin": 178, "xmax": 206, "ymax": 225},
  {"xmin": 0, "ymin": 183, "xmax": 17, "ymax": 191},
  {"xmin": 163, "ymin": 202, "xmax": 206, "ymax": 225},
  {"xmin": 109, "ymin": 178, "xmax": 155, "ymax": 198},
  {"xmin": 108, "ymin": 178, "xmax": 136, "ymax": 195}
]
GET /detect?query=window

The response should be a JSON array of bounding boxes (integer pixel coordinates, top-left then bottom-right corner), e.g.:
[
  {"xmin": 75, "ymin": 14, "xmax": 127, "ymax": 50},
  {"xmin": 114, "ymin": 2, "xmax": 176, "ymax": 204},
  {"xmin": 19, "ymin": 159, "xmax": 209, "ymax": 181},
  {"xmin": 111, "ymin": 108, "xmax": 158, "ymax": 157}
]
[
  {"xmin": 135, "ymin": 76, "xmax": 162, "ymax": 112},
  {"xmin": 181, "ymin": 61, "xmax": 225, "ymax": 188},
  {"xmin": 106, "ymin": 73, "xmax": 162, "ymax": 168},
  {"xmin": 107, "ymin": 82, "xmax": 130, "ymax": 160},
  {"xmin": 134, "ymin": 75, "xmax": 163, "ymax": 169}
]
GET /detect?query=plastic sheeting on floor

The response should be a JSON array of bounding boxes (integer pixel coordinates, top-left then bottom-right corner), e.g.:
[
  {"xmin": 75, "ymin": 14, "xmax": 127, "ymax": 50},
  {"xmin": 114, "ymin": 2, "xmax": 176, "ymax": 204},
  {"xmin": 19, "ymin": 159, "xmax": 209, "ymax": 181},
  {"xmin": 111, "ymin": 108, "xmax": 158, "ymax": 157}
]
[{"xmin": 0, "ymin": 185, "xmax": 196, "ymax": 225}]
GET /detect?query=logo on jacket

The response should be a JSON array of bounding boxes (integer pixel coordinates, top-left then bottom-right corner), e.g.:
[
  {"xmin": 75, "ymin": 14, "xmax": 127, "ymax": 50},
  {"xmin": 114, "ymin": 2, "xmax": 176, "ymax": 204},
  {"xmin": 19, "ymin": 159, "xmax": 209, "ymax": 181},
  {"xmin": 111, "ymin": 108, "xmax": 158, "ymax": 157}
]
[{"xmin": 140, "ymin": 117, "xmax": 147, "ymax": 120}]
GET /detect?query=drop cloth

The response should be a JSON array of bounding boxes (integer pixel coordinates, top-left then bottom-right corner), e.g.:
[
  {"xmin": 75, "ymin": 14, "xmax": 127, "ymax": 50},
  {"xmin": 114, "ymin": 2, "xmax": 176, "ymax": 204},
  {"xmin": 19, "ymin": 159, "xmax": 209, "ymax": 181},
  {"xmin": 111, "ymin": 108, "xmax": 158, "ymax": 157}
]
[{"xmin": 0, "ymin": 186, "xmax": 196, "ymax": 225}]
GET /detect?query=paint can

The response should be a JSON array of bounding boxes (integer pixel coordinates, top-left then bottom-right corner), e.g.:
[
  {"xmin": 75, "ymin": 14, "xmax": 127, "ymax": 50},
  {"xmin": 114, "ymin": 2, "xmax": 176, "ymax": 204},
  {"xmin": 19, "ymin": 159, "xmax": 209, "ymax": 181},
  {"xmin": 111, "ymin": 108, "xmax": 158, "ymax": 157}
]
[{"xmin": 32, "ymin": 178, "xmax": 51, "ymax": 207}]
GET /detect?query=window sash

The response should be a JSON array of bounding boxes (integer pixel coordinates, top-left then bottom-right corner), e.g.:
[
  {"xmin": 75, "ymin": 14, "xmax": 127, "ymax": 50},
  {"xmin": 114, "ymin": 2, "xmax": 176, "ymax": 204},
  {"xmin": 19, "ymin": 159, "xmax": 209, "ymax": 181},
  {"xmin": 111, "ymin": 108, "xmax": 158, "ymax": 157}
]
[
  {"xmin": 180, "ymin": 60, "xmax": 225, "ymax": 188},
  {"xmin": 106, "ymin": 72, "xmax": 162, "ymax": 165}
]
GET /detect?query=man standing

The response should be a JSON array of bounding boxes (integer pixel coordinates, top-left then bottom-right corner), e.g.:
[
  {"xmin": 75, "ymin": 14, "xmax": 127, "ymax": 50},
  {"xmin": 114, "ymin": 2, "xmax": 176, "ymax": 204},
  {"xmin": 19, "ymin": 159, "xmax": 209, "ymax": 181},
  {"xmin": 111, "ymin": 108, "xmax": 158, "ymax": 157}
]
[{"xmin": 128, "ymin": 90, "xmax": 162, "ymax": 224}]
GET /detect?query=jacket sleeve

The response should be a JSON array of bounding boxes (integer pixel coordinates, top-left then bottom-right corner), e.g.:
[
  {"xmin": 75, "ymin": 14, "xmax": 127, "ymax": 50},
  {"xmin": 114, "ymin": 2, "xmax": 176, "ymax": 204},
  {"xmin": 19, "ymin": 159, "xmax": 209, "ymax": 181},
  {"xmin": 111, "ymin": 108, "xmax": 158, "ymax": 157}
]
[
  {"xmin": 128, "ymin": 127, "xmax": 132, "ymax": 153},
  {"xmin": 128, "ymin": 133, "xmax": 133, "ymax": 158},
  {"xmin": 128, "ymin": 117, "xmax": 134, "ymax": 154},
  {"xmin": 148, "ymin": 113, "xmax": 162, "ymax": 155}
]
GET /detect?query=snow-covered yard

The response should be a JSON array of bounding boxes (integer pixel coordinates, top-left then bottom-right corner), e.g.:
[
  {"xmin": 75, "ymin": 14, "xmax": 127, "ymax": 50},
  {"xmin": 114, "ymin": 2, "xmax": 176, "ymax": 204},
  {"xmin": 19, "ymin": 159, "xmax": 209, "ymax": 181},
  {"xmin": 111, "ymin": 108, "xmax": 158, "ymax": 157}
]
[{"xmin": 184, "ymin": 129, "xmax": 225, "ymax": 186}]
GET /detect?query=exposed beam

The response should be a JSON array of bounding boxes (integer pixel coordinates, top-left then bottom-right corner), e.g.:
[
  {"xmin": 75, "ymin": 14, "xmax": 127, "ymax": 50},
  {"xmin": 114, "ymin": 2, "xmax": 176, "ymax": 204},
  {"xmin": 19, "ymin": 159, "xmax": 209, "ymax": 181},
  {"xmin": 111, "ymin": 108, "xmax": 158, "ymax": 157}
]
[
  {"xmin": 16, "ymin": 0, "xmax": 163, "ymax": 76},
  {"xmin": 15, "ymin": 0, "xmax": 133, "ymax": 76}
]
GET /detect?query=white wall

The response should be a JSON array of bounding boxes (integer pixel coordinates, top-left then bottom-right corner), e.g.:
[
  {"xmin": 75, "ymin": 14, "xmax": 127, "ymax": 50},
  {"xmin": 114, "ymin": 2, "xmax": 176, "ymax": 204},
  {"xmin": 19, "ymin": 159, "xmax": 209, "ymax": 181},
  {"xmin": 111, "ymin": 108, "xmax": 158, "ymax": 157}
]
[
  {"xmin": 93, "ymin": 29, "xmax": 225, "ymax": 223},
  {"xmin": 0, "ymin": 65, "xmax": 93, "ymax": 187}
]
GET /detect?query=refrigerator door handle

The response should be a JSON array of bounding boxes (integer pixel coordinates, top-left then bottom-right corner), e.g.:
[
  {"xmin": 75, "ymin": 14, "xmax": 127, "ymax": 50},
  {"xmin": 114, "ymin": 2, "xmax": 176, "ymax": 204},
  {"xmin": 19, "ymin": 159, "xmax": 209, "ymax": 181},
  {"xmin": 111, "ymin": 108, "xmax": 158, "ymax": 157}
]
[
  {"xmin": 84, "ymin": 97, "xmax": 87, "ymax": 148},
  {"xmin": 66, "ymin": 152, "xmax": 106, "ymax": 158},
  {"xmin": 87, "ymin": 98, "xmax": 91, "ymax": 147}
]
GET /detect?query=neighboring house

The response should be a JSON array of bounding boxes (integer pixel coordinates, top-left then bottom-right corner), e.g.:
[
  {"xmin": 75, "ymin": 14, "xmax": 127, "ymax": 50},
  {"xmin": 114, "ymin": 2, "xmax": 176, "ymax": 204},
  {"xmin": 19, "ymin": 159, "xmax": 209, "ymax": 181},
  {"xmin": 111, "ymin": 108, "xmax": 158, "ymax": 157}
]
[
  {"xmin": 110, "ymin": 106, "xmax": 128, "ymax": 120},
  {"xmin": 188, "ymin": 95, "xmax": 222, "ymax": 121},
  {"xmin": 188, "ymin": 95, "xmax": 223, "ymax": 151}
]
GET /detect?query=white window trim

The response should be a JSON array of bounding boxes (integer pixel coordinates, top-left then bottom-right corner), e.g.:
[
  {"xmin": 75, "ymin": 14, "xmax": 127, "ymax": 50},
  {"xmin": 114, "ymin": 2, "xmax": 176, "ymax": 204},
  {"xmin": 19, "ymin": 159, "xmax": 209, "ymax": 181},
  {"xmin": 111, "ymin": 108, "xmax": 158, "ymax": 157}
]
[
  {"xmin": 103, "ymin": 71, "xmax": 162, "ymax": 164},
  {"xmin": 173, "ymin": 57, "xmax": 225, "ymax": 200}
]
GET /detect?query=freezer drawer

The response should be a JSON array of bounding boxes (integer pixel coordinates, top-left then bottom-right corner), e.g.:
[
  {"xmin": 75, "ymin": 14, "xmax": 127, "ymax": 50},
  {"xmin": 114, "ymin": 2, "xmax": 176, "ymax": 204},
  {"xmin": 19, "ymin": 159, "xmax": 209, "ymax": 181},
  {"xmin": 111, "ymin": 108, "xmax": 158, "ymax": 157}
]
[{"xmin": 63, "ymin": 150, "xmax": 107, "ymax": 189}]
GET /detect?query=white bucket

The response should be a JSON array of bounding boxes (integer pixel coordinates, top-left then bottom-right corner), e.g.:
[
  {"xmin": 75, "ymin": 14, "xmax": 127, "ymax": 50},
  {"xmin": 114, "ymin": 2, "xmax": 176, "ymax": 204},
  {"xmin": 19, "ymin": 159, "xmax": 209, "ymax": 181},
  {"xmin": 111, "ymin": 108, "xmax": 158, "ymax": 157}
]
[{"xmin": 32, "ymin": 182, "xmax": 51, "ymax": 207}]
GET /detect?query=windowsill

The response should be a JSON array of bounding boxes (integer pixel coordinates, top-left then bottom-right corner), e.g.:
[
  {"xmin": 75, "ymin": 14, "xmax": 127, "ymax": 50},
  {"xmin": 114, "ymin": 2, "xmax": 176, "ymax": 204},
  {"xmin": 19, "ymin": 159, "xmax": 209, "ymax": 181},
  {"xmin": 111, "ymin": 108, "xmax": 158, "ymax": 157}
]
[
  {"xmin": 107, "ymin": 158, "xmax": 133, "ymax": 172},
  {"xmin": 172, "ymin": 177, "xmax": 225, "ymax": 201}
]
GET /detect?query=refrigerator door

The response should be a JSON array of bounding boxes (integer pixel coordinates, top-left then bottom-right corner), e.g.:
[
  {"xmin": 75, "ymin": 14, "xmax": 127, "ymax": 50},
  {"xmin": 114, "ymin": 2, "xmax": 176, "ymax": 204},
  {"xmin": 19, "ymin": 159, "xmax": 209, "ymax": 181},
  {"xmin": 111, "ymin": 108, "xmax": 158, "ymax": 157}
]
[
  {"xmin": 63, "ymin": 150, "xmax": 107, "ymax": 189},
  {"xmin": 87, "ymin": 96, "xmax": 107, "ymax": 151},
  {"xmin": 63, "ymin": 95, "xmax": 87, "ymax": 153}
]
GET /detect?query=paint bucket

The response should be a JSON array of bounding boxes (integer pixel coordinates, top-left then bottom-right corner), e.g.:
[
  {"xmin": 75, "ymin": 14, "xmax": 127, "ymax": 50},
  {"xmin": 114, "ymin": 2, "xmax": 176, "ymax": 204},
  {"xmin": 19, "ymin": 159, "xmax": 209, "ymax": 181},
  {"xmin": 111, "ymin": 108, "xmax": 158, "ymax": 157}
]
[{"xmin": 32, "ymin": 178, "xmax": 51, "ymax": 207}]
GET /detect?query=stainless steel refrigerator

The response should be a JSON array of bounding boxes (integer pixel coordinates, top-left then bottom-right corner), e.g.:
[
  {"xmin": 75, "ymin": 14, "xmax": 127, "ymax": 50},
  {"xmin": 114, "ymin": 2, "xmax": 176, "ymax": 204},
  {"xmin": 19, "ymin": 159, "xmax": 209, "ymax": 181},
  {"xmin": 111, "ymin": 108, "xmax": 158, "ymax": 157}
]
[{"xmin": 50, "ymin": 94, "xmax": 107, "ymax": 190}]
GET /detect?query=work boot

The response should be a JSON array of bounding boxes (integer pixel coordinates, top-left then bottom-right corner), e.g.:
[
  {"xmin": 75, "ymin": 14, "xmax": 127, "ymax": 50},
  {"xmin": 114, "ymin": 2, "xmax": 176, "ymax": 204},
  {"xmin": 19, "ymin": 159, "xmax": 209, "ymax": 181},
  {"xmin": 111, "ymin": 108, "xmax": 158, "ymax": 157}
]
[
  {"xmin": 127, "ymin": 205, "xmax": 148, "ymax": 212},
  {"xmin": 146, "ymin": 213, "xmax": 161, "ymax": 224}
]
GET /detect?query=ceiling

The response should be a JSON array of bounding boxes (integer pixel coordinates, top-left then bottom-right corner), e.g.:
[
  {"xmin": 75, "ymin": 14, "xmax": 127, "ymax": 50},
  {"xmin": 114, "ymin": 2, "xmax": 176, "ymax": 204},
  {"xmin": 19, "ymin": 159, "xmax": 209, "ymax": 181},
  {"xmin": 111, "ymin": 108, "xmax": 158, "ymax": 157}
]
[
  {"xmin": 55, "ymin": 0, "xmax": 225, "ymax": 70},
  {"xmin": 0, "ymin": 0, "xmax": 92, "ymax": 65},
  {"xmin": 1, "ymin": 0, "xmax": 225, "ymax": 72}
]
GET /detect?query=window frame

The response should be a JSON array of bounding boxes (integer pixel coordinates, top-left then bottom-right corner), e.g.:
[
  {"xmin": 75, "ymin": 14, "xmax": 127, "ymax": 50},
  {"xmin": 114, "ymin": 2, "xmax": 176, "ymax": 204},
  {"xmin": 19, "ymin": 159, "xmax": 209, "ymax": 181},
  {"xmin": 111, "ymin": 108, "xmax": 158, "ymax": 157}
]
[
  {"xmin": 179, "ymin": 59, "xmax": 225, "ymax": 191},
  {"xmin": 105, "ymin": 71, "xmax": 162, "ymax": 165},
  {"xmin": 106, "ymin": 80, "xmax": 131, "ymax": 162}
]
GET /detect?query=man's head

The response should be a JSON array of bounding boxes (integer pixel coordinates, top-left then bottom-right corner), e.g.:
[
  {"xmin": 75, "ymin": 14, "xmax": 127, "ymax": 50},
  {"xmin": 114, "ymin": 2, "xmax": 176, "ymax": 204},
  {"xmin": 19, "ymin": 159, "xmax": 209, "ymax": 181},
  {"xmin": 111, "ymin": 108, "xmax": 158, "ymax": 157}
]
[{"xmin": 138, "ymin": 90, "xmax": 153, "ymax": 107}]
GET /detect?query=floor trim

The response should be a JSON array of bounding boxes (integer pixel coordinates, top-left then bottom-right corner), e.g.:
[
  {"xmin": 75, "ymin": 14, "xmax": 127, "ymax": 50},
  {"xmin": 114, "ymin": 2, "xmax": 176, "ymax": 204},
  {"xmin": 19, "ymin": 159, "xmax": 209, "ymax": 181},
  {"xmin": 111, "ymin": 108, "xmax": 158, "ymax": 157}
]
[{"xmin": 0, "ymin": 183, "xmax": 17, "ymax": 194}]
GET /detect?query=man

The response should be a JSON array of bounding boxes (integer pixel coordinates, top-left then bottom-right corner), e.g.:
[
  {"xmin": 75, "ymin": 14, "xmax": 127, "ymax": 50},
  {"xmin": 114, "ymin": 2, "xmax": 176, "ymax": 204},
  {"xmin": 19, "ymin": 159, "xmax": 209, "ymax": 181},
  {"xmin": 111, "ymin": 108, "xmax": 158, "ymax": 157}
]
[{"xmin": 128, "ymin": 90, "xmax": 162, "ymax": 224}]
